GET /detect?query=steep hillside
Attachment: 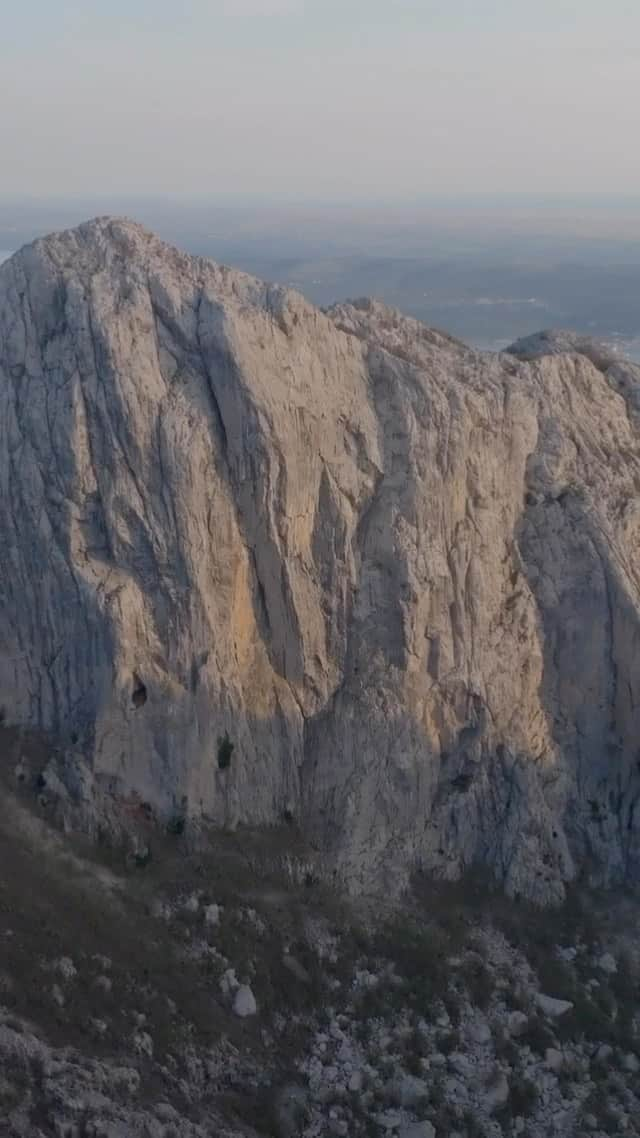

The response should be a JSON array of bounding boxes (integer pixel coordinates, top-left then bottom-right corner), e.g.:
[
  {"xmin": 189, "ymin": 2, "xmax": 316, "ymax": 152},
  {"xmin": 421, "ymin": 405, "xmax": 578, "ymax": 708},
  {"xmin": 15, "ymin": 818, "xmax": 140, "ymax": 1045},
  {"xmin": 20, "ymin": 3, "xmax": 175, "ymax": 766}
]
[{"xmin": 0, "ymin": 750, "xmax": 639, "ymax": 1138}]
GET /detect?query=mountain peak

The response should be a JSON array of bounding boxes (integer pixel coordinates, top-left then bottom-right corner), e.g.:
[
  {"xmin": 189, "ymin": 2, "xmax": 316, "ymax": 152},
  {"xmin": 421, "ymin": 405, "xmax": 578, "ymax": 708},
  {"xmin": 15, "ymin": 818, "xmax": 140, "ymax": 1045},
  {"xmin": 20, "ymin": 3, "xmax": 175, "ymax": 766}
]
[{"xmin": 0, "ymin": 220, "xmax": 639, "ymax": 904}]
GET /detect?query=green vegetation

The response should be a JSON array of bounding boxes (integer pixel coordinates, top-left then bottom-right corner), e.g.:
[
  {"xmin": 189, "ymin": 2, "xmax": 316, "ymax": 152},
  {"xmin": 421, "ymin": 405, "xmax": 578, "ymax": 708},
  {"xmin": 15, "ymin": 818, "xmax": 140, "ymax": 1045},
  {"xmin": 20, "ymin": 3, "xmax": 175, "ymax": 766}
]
[
  {"xmin": 166, "ymin": 815, "xmax": 186, "ymax": 836},
  {"xmin": 499, "ymin": 1074, "xmax": 539, "ymax": 1120},
  {"xmin": 217, "ymin": 731, "xmax": 234, "ymax": 770}
]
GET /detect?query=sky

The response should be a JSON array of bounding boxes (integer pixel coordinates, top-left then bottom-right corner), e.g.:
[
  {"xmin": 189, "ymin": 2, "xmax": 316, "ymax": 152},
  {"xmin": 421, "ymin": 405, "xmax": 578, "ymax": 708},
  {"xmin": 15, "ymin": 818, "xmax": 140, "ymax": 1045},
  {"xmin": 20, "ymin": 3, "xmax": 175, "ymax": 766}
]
[{"xmin": 2, "ymin": 0, "xmax": 640, "ymax": 200}]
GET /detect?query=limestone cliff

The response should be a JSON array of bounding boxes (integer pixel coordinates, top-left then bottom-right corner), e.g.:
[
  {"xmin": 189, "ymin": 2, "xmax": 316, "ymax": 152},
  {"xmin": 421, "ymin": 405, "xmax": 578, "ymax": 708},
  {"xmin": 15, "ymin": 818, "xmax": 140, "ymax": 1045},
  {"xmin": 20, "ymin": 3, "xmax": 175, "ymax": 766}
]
[{"xmin": 1, "ymin": 218, "xmax": 639, "ymax": 901}]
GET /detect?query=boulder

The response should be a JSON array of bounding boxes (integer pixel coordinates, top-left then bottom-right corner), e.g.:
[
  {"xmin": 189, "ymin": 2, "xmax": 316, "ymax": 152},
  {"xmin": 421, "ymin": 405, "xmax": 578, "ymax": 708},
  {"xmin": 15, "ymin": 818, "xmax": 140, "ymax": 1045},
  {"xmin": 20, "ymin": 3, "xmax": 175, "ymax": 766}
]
[
  {"xmin": 507, "ymin": 1011, "xmax": 529, "ymax": 1037},
  {"xmin": 232, "ymin": 984, "xmax": 258, "ymax": 1018},
  {"xmin": 545, "ymin": 1047, "xmax": 564, "ymax": 1072},
  {"xmin": 485, "ymin": 1071, "xmax": 510, "ymax": 1112},
  {"xmin": 467, "ymin": 1019, "xmax": 492, "ymax": 1045},
  {"xmin": 219, "ymin": 968, "xmax": 239, "ymax": 997},
  {"xmin": 597, "ymin": 952, "xmax": 617, "ymax": 975},
  {"xmin": 394, "ymin": 1073, "xmax": 430, "ymax": 1107},
  {"xmin": 535, "ymin": 993, "xmax": 573, "ymax": 1018}
]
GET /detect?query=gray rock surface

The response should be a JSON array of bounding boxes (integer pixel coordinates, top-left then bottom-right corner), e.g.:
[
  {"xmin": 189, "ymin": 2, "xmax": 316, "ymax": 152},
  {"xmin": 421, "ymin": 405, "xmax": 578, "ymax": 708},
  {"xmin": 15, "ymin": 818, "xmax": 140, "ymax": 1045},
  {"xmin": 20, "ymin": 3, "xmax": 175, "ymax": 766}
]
[
  {"xmin": 233, "ymin": 984, "xmax": 258, "ymax": 1018},
  {"xmin": 2, "ymin": 218, "xmax": 640, "ymax": 900},
  {"xmin": 398, "ymin": 1123, "xmax": 436, "ymax": 1138},
  {"xmin": 597, "ymin": 951, "xmax": 617, "ymax": 975},
  {"xmin": 535, "ymin": 993, "xmax": 574, "ymax": 1018}
]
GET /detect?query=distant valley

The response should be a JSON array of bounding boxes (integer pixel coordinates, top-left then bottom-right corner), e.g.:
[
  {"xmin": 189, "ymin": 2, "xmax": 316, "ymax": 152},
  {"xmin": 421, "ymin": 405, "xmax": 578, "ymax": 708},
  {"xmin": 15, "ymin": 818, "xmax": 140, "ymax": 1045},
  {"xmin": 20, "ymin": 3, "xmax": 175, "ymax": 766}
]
[{"xmin": 2, "ymin": 196, "xmax": 640, "ymax": 360}]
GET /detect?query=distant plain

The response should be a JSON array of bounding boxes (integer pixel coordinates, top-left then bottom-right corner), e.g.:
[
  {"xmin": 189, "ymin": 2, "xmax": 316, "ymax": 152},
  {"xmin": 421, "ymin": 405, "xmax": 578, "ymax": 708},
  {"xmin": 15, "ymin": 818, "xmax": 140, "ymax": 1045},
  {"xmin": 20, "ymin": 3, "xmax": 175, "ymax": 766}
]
[{"xmin": 3, "ymin": 195, "xmax": 640, "ymax": 360}]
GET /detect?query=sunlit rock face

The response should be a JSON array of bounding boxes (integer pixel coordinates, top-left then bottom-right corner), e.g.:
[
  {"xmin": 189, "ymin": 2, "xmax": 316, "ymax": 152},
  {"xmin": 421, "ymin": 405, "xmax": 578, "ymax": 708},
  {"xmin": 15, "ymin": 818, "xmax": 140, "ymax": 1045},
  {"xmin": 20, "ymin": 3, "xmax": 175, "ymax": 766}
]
[{"xmin": 2, "ymin": 218, "xmax": 640, "ymax": 901}]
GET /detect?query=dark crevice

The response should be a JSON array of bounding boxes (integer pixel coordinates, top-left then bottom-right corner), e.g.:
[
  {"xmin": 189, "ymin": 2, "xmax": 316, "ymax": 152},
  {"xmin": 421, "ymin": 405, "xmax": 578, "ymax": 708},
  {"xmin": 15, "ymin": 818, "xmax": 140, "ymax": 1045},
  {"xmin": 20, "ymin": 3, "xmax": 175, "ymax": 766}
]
[{"xmin": 132, "ymin": 674, "xmax": 147, "ymax": 709}]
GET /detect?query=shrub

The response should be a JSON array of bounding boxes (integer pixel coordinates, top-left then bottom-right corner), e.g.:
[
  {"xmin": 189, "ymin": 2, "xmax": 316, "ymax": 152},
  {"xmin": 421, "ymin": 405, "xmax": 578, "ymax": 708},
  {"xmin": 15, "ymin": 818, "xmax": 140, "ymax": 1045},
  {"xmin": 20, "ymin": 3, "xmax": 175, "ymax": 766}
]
[
  {"xmin": 403, "ymin": 1025, "xmax": 430, "ymax": 1068},
  {"xmin": 536, "ymin": 955, "xmax": 575, "ymax": 1003},
  {"xmin": 500, "ymin": 1075, "xmax": 539, "ymax": 1120},
  {"xmin": 133, "ymin": 846, "xmax": 152, "ymax": 868},
  {"xmin": 436, "ymin": 1028, "xmax": 460, "ymax": 1055},
  {"xmin": 442, "ymin": 989, "xmax": 463, "ymax": 1025},
  {"xmin": 521, "ymin": 1014, "xmax": 556, "ymax": 1055},
  {"xmin": 462, "ymin": 1109, "xmax": 486, "ymax": 1137},
  {"xmin": 583, "ymin": 1085, "xmax": 622, "ymax": 1133},
  {"xmin": 374, "ymin": 918, "xmax": 449, "ymax": 1013},
  {"xmin": 166, "ymin": 815, "xmax": 186, "ymax": 836},
  {"xmin": 131, "ymin": 673, "xmax": 147, "ymax": 708},
  {"xmin": 459, "ymin": 954, "xmax": 494, "ymax": 1010},
  {"xmin": 494, "ymin": 1031, "xmax": 519, "ymax": 1065},
  {"xmin": 355, "ymin": 981, "xmax": 397, "ymax": 1022},
  {"xmin": 217, "ymin": 732, "xmax": 234, "ymax": 770}
]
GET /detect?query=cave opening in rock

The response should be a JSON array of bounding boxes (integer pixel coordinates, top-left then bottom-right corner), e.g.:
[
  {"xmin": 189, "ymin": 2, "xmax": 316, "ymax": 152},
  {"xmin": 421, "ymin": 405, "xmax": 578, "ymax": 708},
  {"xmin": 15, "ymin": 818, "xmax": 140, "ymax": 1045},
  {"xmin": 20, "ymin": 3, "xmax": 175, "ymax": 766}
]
[
  {"xmin": 217, "ymin": 732, "xmax": 234, "ymax": 770},
  {"xmin": 132, "ymin": 674, "xmax": 147, "ymax": 709}
]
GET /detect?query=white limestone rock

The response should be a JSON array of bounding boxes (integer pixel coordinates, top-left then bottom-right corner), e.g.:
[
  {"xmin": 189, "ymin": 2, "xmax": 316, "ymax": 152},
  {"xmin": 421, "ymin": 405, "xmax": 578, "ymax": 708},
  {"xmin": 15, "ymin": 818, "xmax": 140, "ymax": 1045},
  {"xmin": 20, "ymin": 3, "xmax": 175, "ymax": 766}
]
[
  {"xmin": 535, "ymin": 993, "xmax": 573, "ymax": 1018},
  {"xmin": 132, "ymin": 1031, "xmax": 153, "ymax": 1058},
  {"xmin": 51, "ymin": 984, "xmax": 65, "ymax": 1008},
  {"xmin": 55, "ymin": 956, "xmax": 77, "ymax": 981},
  {"xmin": 2, "ymin": 219, "xmax": 640, "ymax": 901},
  {"xmin": 597, "ymin": 952, "xmax": 617, "ymax": 975},
  {"xmin": 394, "ymin": 1073, "xmax": 430, "ymax": 1107},
  {"xmin": 507, "ymin": 1011, "xmax": 529, "ymax": 1037},
  {"xmin": 398, "ymin": 1123, "xmax": 436, "ymax": 1138},
  {"xmin": 219, "ymin": 968, "xmax": 239, "ymax": 998},
  {"xmin": 545, "ymin": 1047, "xmax": 565, "ymax": 1072},
  {"xmin": 376, "ymin": 1111, "xmax": 403, "ymax": 1132},
  {"xmin": 467, "ymin": 1019, "xmax": 492, "ymax": 1045},
  {"xmin": 283, "ymin": 953, "xmax": 311, "ymax": 983},
  {"xmin": 232, "ymin": 984, "xmax": 258, "ymax": 1018},
  {"xmin": 485, "ymin": 1070, "xmax": 510, "ymax": 1112},
  {"xmin": 594, "ymin": 1043, "xmax": 614, "ymax": 1064}
]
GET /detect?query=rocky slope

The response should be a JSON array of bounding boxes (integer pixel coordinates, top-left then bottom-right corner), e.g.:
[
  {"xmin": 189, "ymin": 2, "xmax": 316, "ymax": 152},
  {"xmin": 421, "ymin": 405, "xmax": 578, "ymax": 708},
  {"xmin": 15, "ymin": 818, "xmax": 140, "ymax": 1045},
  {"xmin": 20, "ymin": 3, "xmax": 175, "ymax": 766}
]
[
  {"xmin": 0, "ymin": 766, "xmax": 639, "ymax": 1138},
  {"xmin": 1, "ymin": 218, "xmax": 640, "ymax": 901}
]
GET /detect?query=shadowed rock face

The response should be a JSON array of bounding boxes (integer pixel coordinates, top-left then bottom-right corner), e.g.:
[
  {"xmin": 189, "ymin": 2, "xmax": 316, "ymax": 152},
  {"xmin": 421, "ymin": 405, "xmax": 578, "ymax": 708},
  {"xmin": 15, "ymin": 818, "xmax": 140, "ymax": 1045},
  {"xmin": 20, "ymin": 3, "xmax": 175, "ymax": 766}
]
[{"xmin": 1, "ymin": 218, "xmax": 640, "ymax": 901}]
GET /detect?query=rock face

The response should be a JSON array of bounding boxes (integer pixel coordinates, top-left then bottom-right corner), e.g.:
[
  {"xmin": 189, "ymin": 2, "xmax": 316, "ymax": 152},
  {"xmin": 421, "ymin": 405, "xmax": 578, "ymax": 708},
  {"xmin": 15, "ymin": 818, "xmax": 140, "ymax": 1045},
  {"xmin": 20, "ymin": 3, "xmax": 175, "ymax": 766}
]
[{"xmin": 1, "ymin": 217, "xmax": 640, "ymax": 900}]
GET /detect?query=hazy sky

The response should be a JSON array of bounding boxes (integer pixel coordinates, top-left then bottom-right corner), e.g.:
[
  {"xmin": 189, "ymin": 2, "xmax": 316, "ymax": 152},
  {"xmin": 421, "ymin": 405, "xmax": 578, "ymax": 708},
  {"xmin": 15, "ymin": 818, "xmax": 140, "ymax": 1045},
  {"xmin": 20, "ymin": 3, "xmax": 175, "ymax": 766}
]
[{"xmin": 3, "ymin": 0, "xmax": 640, "ymax": 199}]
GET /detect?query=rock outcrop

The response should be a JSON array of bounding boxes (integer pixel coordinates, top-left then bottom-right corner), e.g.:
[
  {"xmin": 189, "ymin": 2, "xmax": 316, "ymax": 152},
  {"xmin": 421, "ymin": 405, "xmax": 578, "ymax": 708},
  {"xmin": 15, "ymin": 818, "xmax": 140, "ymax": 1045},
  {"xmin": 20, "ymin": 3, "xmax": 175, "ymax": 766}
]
[{"xmin": 1, "ymin": 218, "xmax": 640, "ymax": 900}]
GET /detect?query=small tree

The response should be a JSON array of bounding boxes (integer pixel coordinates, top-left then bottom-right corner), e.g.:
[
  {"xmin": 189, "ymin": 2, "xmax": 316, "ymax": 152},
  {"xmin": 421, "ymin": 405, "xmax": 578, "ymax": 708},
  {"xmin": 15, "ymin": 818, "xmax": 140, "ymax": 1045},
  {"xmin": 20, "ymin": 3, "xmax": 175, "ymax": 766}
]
[{"xmin": 217, "ymin": 732, "xmax": 234, "ymax": 771}]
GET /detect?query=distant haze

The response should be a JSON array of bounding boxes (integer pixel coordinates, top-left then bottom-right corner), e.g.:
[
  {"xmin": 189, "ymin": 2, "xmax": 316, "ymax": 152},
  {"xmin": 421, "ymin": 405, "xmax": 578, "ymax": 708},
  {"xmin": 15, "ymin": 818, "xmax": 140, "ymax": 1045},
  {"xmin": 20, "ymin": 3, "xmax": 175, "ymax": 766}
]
[
  {"xmin": 3, "ymin": 195, "xmax": 640, "ymax": 362},
  {"xmin": 3, "ymin": 0, "xmax": 640, "ymax": 198}
]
